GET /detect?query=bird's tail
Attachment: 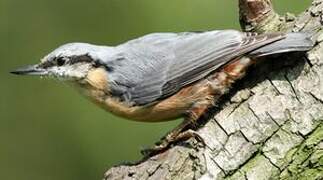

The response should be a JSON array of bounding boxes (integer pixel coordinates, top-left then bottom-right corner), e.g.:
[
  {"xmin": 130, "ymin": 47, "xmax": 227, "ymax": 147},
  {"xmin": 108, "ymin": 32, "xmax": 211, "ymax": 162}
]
[{"xmin": 249, "ymin": 32, "xmax": 315, "ymax": 57}]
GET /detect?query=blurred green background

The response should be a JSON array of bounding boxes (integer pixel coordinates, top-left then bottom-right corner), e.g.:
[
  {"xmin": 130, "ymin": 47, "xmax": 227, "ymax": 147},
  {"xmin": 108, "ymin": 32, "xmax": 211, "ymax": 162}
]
[{"xmin": 1, "ymin": 0, "xmax": 311, "ymax": 179}]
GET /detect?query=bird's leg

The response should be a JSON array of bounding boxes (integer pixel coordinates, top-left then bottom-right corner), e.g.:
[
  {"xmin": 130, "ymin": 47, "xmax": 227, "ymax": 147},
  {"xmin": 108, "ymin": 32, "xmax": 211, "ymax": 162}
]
[
  {"xmin": 142, "ymin": 57, "xmax": 254, "ymax": 156},
  {"xmin": 141, "ymin": 103, "xmax": 209, "ymax": 156}
]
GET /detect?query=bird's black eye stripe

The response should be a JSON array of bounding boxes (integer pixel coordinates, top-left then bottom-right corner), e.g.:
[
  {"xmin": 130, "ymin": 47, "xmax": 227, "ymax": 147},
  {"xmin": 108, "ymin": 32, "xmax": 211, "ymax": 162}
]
[
  {"xmin": 69, "ymin": 55, "xmax": 93, "ymax": 64},
  {"xmin": 93, "ymin": 60, "xmax": 114, "ymax": 72},
  {"xmin": 56, "ymin": 57, "xmax": 66, "ymax": 66}
]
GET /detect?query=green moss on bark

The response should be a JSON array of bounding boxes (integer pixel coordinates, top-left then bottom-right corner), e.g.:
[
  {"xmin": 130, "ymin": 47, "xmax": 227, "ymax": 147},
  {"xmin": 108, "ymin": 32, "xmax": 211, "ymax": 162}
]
[{"xmin": 280, "ymin": 124, "xmax": 323, "ymax": 179}]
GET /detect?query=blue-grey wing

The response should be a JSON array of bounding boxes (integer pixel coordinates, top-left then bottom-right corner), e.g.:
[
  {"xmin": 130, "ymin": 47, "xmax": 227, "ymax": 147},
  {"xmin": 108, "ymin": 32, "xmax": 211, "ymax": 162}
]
[{"xmin": 108, "ymin": 30, "xmax": 284, "ymax": 105}]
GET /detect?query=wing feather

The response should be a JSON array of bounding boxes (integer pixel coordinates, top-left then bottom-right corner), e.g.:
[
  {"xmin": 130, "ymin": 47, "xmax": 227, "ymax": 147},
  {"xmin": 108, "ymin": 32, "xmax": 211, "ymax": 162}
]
[{"xmin": 109, "ymin": 30, "xmax": 284, "ymax": 105}]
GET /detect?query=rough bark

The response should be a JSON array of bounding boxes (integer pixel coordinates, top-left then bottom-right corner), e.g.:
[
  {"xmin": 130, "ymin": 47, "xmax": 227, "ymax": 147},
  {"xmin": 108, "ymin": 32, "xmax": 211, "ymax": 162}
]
[{"xmin": 104, "ymin": 1, "xmax": 323, "ymax": 179}]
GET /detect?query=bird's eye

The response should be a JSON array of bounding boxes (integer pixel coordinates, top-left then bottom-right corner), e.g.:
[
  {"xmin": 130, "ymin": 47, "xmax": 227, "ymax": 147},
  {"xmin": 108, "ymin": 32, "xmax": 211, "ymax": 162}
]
[{"xmin": 56, "ymin": 57, "xmax": 66, "ymax": 66}]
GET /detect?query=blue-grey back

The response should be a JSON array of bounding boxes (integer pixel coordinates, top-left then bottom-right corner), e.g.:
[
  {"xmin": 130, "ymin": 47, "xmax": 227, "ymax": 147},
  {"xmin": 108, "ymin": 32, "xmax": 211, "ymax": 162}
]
[{"xmin": 104, "ymin": 30, "xmax": 311, "ymax": 106}]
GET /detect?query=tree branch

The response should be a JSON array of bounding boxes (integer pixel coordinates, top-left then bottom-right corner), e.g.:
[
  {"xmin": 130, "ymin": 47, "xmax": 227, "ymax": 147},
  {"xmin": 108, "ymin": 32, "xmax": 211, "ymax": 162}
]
[
  {"xmin": 239, "ymin": 0, "xmax": 280, "ymax": 32},
  {"xmin": 104, "ymin": 1, "xmax": 323, "ymax": 179}
]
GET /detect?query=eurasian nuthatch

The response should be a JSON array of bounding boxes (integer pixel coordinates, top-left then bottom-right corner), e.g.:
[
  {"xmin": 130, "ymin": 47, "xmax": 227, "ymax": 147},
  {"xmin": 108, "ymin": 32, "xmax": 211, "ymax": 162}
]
[{"xmin": 11, "ymin": 30, "xmax": 313, "ymax": 153}]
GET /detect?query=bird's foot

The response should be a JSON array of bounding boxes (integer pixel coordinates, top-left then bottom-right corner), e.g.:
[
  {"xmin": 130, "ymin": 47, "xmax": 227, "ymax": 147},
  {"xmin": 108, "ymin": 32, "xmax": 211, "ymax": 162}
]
[{"xmin": 141, "ymin": 129, "xmax": 205, "ymax": 156}]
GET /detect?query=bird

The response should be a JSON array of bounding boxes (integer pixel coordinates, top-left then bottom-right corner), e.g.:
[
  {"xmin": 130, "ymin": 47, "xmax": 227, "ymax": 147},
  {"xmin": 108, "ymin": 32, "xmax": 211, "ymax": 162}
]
[{"xmin": 11, "ymin": 30, "xmax": 314, "ymax": 154}]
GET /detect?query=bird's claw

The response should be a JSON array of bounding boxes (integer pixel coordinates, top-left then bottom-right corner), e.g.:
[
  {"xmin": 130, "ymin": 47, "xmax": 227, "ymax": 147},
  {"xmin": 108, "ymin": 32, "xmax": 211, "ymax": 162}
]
[{"xmin": 141, "ymin": 129, "xmax": 206, "ymax": 156}]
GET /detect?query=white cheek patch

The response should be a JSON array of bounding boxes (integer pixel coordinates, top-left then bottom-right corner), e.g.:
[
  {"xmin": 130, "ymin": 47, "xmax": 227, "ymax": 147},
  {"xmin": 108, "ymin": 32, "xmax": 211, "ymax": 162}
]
[{"xmin": 49, "ymin": 63, "xmax": 92, "ymax": 81}]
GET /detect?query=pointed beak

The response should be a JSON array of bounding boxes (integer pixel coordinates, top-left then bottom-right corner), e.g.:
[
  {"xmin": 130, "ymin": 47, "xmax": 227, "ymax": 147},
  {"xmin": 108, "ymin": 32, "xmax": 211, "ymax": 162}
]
[{"xmin": 10, "ymin": 65, "xmax": 48, "ymax": 76}]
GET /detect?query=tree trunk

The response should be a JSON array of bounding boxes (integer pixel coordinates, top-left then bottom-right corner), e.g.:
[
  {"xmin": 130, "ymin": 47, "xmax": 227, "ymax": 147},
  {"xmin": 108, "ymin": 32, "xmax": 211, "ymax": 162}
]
[{"xmin": 104, "ymin": 1, "xmax": 323, "ymax": 179}]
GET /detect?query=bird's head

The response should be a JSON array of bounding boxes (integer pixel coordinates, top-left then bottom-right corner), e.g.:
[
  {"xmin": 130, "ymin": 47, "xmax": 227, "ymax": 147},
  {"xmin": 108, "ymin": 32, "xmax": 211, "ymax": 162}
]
[{"xmin": 11, "ymin": 43, "xmax": 113, "ymax": 84}]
